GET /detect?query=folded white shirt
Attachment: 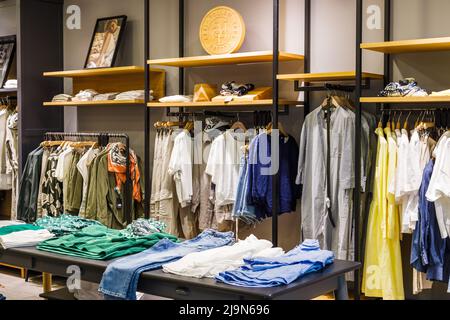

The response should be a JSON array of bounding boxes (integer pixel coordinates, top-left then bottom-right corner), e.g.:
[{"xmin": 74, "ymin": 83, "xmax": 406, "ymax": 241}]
[
  {"xmin": 0, "ymin": 229, "xmax": 55, "ymax": 249},
  {"xmin": 162, "ymin": 235, "xmax": 284, "ymax": 279},
  {"xmin": 159, "ymin": 95, "xmax": 193, "ymax": 103},
  {"xmin": 73, "ymin": 89, "xmax": 99, "ymax": 102},
  {"xmin": 115, "ymin": 90, "xmax": 153, "ymax": 101},
  {"xmin": 3, "ymin": 79, "xmax": 17, "ymax": 89},
  {"xmin": 0, "ymin": 220, "xmax": 25, "ymax": 228}
]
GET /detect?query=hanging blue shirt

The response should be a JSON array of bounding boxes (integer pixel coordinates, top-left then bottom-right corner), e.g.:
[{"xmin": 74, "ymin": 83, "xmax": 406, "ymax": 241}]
[
  {"xmin": 411, "ymin": 160, "xmax": 450, "ymax": 282},
  {"xmin": 246, "ymin": 133, "xmax": 301, "ymax": 220},
  {"xmin": 216, "ymin": 239, "xmax": 334, "ymax": 287}
]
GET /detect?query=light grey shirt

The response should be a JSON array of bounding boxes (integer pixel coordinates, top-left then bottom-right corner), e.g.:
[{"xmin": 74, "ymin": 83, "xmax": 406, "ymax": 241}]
[{"xmin": 297, "ymin": 106, "xmax": 355, "ymax": 260}]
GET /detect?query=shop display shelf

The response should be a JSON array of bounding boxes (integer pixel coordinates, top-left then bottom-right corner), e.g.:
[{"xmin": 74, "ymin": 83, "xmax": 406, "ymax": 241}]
[
  {"xmin": 360, "ymin": 96, "xmax": 450, "ymax": 104},
  {"xmin": 361, "ymin": 37, "xmax": 450, "ymax": 54},
  {"xmin": 147, "ymin": 99, "xmax": 301, "ymax": 108},
  {"xmin": 43, "ymin": 100, "xmax": 145, "ymax": 107},
  {"xmin": 277, "ymin": 71, "xmax": 383, "ymax": 82}
]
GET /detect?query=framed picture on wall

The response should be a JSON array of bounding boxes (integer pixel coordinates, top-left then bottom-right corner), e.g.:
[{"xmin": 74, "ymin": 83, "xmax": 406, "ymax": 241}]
[
  {"xmin": 84, "ymin": 15, "xmax": 127, "ymax": 69},
  {"xmin": 0, "ymin": 35, "xmax": 16, "ymax": 88}
]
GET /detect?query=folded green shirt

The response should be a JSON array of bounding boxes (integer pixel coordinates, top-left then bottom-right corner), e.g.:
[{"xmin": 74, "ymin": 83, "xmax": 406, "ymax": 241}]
[
  {"xmin": 36, "ymin": 225, "xmax": 178, "ymax": 260},
  {"xmin": 0, "ymin": 224, "xmax": 43, "ymax": 236}
]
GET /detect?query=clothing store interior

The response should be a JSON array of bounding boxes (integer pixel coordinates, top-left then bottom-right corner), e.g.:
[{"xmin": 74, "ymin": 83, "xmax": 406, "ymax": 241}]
[{"xmin": 1, "ymin": 0, "xmax": 450, "ymax": 302}]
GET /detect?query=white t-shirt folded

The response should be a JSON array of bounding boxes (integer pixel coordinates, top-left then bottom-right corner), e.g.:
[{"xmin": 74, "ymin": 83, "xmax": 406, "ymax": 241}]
[
  {"xmin": 0, "ymin": 229, "xmax": 55, "ymax": 249},
  {"xmin": 162, "ymin": 235, "xmax": 284, "ymax": 278}
]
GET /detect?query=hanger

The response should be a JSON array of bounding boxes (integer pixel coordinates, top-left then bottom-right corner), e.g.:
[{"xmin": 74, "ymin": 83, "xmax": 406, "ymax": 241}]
[
  {"xmin": 230, "ymin": 113, "xmax": 247, "ymax": 133},
  {"xmin": 378, "ymin": 110, "xmax": 384, "ymax": 129},
  {"xmin": 403, "ymin": 111, "xmax": 411, "ymax": 130},
  {"xmin": 266, "ymin": 122, "xmax": 289, "ymax": 137},
  {"xmin": 184, "ymin": 121, "xmax": 194, "ymax": 132},
  {"xmin": 396, "ymin": 112, "xmax": 402, "ymax": 130}
]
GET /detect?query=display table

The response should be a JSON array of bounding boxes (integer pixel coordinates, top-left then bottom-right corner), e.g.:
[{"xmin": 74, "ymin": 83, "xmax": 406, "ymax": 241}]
[{"xmin": 0, "ymin": 247, "xmax": 360, "ymax": 300}]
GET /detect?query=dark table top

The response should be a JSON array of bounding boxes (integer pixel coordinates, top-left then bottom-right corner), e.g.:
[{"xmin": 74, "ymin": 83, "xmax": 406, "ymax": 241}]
[{"xmin": 0, "ymin": 247, "xmax": 361, "ymax": 299}]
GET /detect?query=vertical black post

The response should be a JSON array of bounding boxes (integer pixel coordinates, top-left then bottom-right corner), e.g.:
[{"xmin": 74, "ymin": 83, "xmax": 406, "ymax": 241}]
[
  {"xmin": 354, "ymin": 0, "xmax": 363, "ymax": 301},
  {"xmin": 125, "ymin": 135, "xmax": 132, "ymax": 223},
  {"xmin": 384, "ymin": 0, "xmax": 391, "ymax": 86},
  {"xmin": 144, "ymin": 0, "xmax": 151, "ymax": 218},
  {"xmin": 304, "ymin": 0, "xmax": 311, "ymax": 115},
  {"xmin": 179, "ymin": 0, "xmax": 185, "ymax": 122},
  {"xmin": 272, "ymin": 0, "xmax": 280, "ymax": 247}
]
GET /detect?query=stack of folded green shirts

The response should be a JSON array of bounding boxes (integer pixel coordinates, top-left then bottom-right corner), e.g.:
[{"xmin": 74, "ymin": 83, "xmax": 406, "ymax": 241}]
[
  {"xmin": 36, "ymin": 225, "xmax": 178, "ymax": 260},
  {"xmin": 35, "ymin": 214, "xmax": 104, "ymax": 237},
  {"xmin": 0, "ymin": 224, "xmax": 43, "ymax": 236}
]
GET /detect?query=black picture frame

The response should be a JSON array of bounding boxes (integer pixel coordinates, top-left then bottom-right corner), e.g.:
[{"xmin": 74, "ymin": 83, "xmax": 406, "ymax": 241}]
[
  {"xmin": 84, "ymin": 15, "xmax": 127, "ymax": 69},
  {"xmin": 0, "ymin": 35, "xmax": 16, "ymax": 88}
]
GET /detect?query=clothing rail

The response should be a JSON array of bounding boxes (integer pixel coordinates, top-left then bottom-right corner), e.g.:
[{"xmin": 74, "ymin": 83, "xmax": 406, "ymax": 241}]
[
  {"xmin": 166, "ymin": 108, "xmax": 290, "ymax": 119},
  {"xmin": 44, "ymin": 132, "xmax": 133, "ymax": 224}
]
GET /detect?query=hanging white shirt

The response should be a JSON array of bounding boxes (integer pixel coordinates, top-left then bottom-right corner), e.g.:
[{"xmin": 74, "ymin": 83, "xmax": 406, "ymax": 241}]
[
  {"xmin": 162, "ymin": 235, "xmax": 284, "ymax": 278},
  {"xmin": 168, "ymin": 130, "xmax": 193, "ymax": 208},
  {"xmin": 427, "ymin": 135, "xmax": 450, "ymax": 239},
  {"xmin": 205, "ymin": 130, "xmax": 245, "ymax": 207}
]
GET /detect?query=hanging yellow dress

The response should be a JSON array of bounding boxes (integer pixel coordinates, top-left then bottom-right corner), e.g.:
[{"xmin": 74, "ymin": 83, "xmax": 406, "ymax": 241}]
[{"xmin": 362, "ymin": 127, "xmax": 405, "ymax": 300}]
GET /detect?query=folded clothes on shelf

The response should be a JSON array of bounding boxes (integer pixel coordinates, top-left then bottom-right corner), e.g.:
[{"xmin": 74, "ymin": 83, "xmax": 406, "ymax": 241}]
[
  {"xmin": 158, "ymin": 95, "xmax": 193, "ymax": 103},
  {"xmin": 98, "ymin": 229, "xmax": 235, "ymax": 300},
  {"xmin": 93, "ymin": 92, "xmax": 119, "ymax": 101},
  {"xmin": 3, "ymin": 79, "xmax": 17, "ymax": 89},
  {"xmin": 215, "ymin": 239, "xmax": 334, "ymax": 288},
  {"xmin": 162, "ymin": 234, "xmax": 284, "ymax": 279},
  {"xmin": 36, "ymin": 225, "xmax": 177, "ymax": 260},
  {"xmin": 379, "ymin": 78, "xmax": 428, "ymax": 97},
  {"xmin": 220, "ymin": 82, "xmax": 255, "ymax": 97},
  {"xmin": 73, "ymin": 89, "xmax": 99, "ymax": 102},
  {"xmin": 115, "ymin": 90, "xmax": 153, "ymax": 101},
  {"xmin": 52, "ymin": 94, "xmax": 73, "ymax": 102},
  {"xmin": 430, "ymin": 89, "xmax": 450, "ymax": 97},
  {"xmin": 0, "ymin": 229, "xmax": 55, "ymax": 249}
]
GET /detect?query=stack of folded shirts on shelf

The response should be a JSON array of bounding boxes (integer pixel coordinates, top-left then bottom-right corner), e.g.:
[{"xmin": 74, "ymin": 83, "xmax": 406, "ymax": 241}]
[
  {"xmin": 159, "ymin": 95, "xmax": 193, "ymax": 103},
  {"xmin": 3, "ymin": 79, "xmax": 17, "ymax": 89},
  {"xmin": 93, "ymin": 92, "xmax": 120, "ymax": 101},
  {"xmin": 73, "ymin": 89, "xmax": 99, "ymax": 102},
  {"xmin": 430, "ymin": 89, "xmax": 450, "ymax": 97},
  {"xmin": 115, "ymin": 90, "xmax": 153, "ymax": 101},
  {"xmin": 379, "ymin": 78, "xmax": 429, "ymax": 97},
  {"xmin": 52, "ymin": 93, "xmax": 73, "ymax": 102}
]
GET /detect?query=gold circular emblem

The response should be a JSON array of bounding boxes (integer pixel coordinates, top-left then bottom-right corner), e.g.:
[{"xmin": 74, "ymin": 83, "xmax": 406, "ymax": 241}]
[{"xmin": 199, "ymin": 6, "xmax": 246, "ymax": 55}]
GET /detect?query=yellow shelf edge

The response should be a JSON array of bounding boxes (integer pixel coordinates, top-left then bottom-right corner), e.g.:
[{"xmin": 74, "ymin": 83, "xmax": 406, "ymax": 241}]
[
  {"xmin": 361, "ymin": 36, "xmax": 450, "ymax": 53},
  {"xmin": 147, "ymin": 99, "xmax": 302, "ymax": 108},
  {"xmin": 277, "ymin": 71, "xmax": 384, "ymax": 82},
  {"xmin": 43, "ymin": 66, "xmax": 165, "ymax": 78},
  {"xmin": 43, "ymin": 100, "xmax": 145, "ymax": 106},
  {"xmin": 147, "ymin": 51, "xmax": 304, "ymax": 67},
  {"xmin": 360, "ymin": 96, "xmax": 450, "ymax": 103}
]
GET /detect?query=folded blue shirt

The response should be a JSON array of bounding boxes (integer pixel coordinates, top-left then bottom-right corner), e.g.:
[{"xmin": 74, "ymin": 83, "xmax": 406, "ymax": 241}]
[
  {"xmin": 99, "ymin": 229, "xmax": 235, "ymax": 300},
  {"xmin": 216, "ymin": 239, "xmax": 334, "ymax": 287}
]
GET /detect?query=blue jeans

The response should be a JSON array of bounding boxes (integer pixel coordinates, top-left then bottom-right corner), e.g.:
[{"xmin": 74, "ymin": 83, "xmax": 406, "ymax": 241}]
[
  {"xmin": 232, "ymin": 156, "xmax": 257, "ymax": 224},
  {"xmin": 99, "ymin": 229, "xmax": 234, "ymax": 300}
]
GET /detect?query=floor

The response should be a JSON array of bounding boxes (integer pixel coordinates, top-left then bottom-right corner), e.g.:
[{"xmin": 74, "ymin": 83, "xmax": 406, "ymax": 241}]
[{"xmin": 0, "ymin": 267, "xmax": 45, "ymax": 300}]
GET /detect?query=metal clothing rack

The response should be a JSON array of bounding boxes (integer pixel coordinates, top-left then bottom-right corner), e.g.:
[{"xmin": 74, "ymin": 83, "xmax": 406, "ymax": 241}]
[
  {"xmin": 144, "ymin": 0, "xmax": 299, "ymax": 247},
  {"xmin": 44, "ymin": 132, "xmax": 133, "ymax": 224}
]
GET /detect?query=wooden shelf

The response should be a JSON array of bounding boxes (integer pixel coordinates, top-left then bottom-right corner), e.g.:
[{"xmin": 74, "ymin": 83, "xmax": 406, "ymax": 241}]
[
  {"xmin": 148, "ymin": 51, "xmax": 304, "ymax": 68},
  {"xmin": 44, "ymin": 100, "xmax": 145, "ymax": 107},
  {"xmin": 43, "ymin": 66, "xmax": 166, "ymax": 100},
  {"xmin": 43, "ymin": 66, "xmax": 164, "ymax": 78},
  {"xmin": 360, "ymin": 96, "xmax": 450, "ymax": 104},
  {"xmin": 361, "ymin": 37, "xmax": 450, "ymax": 54},
  {"xmin": 148, "ymin": 99, "xmax": 301, "ymax": 108},
  {"xmin": 0, "ymin": 88, "xmax": 17, "ymax": 94},
  {"xmin": 277, "ymin": 71, "xmax": 383, "ymax": 82}
]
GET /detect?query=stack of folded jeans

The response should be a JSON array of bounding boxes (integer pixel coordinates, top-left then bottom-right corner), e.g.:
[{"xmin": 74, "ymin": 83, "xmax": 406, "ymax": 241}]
[
  {"xmin": 98, "ymin": 229, "xmax": 235, "ymax": 300},
  {"xmin": 215, "ymin": 239, "xmax": 334, "ymax": 288},
  {"xmin": 379, "ymin": 78, "xmax": 428, "ymax": 97}
]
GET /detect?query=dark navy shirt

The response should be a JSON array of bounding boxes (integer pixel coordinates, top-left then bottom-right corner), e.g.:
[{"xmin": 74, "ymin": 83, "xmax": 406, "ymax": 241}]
[{"xmin": 411, "ymin": 160, "xmax": 450, "ymax": 282}]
